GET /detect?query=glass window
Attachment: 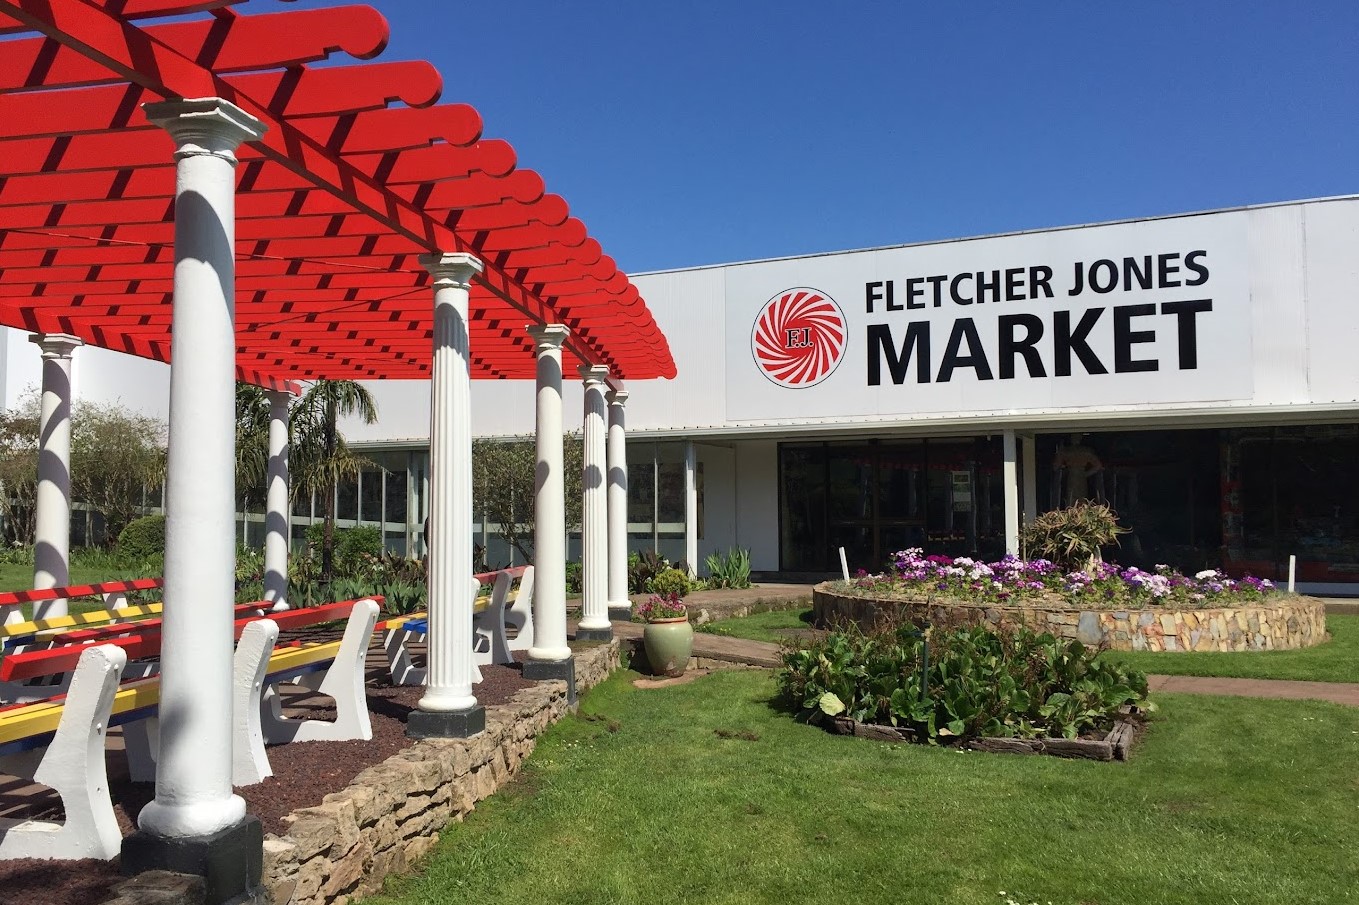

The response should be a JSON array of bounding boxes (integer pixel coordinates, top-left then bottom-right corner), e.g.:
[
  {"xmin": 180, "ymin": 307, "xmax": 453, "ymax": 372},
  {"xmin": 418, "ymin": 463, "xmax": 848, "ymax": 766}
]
[
  {"xmin": 359, "ymin": 469, "xmax": 383, "ymax": 524},
  {"xmin": 780, "ymin": 445, "xmax": 827, "ymax": 571},
  {"xmin": 336, "ymin": 476, "xmax": 357, "ymax": 522},
  {"xmin": 385, "ymin": 468, "xmax": 408, "ymax": 525}
]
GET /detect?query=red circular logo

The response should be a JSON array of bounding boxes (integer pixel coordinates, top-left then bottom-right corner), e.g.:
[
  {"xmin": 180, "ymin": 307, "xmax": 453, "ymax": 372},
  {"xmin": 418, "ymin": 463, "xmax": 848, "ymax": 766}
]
[{"xmin": 751, "ymin": 287, "xmax": 847, "ymax": 388}]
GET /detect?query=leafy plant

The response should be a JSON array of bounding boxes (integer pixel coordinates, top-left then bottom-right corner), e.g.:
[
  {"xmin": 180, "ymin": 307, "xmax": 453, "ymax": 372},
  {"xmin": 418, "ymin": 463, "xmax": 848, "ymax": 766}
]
[
  {"xmin": 627, "ymin": 550, "xmax": 667, "ymax": 594},
  {"xmin": 705, "ymin": 547, "xmax": 752, "ymax": 589},
  {"xmin": 778, "ymin": 622, "xmax": 1149, "ymax": 743},
  {"xmin": 651, "ymin": 567, "xmax": 693, "ymax": 598},
  {"xmin": 1020, "ymin": 500, "xmax": 1130, "ymax": 572},
  {"xmin": 565, "ymin": 560, "xmax": 583, "ymax": 595}
]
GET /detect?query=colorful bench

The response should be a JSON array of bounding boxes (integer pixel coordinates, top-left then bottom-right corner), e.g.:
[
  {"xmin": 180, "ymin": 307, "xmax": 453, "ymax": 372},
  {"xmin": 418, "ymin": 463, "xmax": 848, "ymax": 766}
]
[
  {"xmin": 0, "ymin": 597, "xmax": 383, "ymax": 860},
  {"xmin": 381, "ymin": 565, "xmax": 534, "ymax": 686},
  {"xmin": 0, "ymin": 577, "xmax": 165, "ymax": 641}
]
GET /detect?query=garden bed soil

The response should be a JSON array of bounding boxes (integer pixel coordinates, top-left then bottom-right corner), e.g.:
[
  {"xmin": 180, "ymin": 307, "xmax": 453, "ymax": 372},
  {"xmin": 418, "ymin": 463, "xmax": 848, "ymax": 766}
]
[
  {"xmin": 0, "ymin": 662, "xmax": 534, "ymax": 905},
  {"xmin": 826, "ymin": 705, "xmax": 1146, "ymax": 762}
]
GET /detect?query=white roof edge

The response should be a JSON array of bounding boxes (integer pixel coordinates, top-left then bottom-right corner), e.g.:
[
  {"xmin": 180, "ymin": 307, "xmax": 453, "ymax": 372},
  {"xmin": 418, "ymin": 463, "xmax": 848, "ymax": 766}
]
[{"xmin": 629, "ymin": 193, "xmax": 1359, "ymax": 278}]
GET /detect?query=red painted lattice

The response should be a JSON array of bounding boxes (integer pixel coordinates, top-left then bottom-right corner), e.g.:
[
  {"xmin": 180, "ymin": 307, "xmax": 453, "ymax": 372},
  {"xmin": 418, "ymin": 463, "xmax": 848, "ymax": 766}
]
[{"xmin": 0, "ymin": 0, "xmax": 675, "ymax": 384}]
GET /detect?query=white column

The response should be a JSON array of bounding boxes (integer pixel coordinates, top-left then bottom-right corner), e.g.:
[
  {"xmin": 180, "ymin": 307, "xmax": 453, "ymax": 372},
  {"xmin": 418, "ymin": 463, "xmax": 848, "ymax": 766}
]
[
  {"xmin": 576, "ymin": 364, "xmax": 611, "ymax": 639},
  {"xmin": 1003, "ymin": 429, "xmax": 1020, "ymax": 556},
  {"xmin": 1021, "ymin": 433, "xmax": 1038, "ymax": 528},
  {"xmin": 138, "ymin": 97, "xmax": 264, "ymax": 839},
  {"xmin": 264, "ymin": 389, "xmax": 291, "ymax": 611},
  {"xmin": 684, "ymin": 440, "xmax": 698, "ymax": 576},
  {"xmin": 605, "ymin": 389, "xmax": 630, "ymax": 618},
  {"xmin": 527, "ymin": 325, "xmax": 572, "ymax": 662},
  {"xmin": 414, "ymin": 252, "xmax": 483, "ymax": 723},
  {"xmin": 29, "ymin": 333, "xmax": 81, "ymax": 621}
]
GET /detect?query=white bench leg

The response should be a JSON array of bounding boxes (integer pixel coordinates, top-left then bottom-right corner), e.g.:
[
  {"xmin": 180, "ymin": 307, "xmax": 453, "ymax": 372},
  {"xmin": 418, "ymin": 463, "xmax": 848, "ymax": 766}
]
[
  {"xmin": 506, "ymin": 566, "xmax": 535, "ymax": 653},
  {"xmin": 0, "ymin": 645, "xmax": 127, "ymax": 861},
  {"xmin": 473, "ymin": 571, "xmax": 514, "ymax": 666},
  {"xmin": 261, "ymin": 600, "xmax": 379, "ymax": 744},
  {"xmin": 232, "ymin": 619, "xmax": 278, "ymax": 786},
  {"xmin": 383, "ymin": 624, "xmax": 426, "ymax": 686}
]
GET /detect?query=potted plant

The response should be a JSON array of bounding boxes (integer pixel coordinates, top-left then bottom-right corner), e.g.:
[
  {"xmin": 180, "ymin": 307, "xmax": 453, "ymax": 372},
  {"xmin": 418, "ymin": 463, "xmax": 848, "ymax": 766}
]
[{"xmin": 632, "ymin": 591, "xmax": 693, "ymax": 677}]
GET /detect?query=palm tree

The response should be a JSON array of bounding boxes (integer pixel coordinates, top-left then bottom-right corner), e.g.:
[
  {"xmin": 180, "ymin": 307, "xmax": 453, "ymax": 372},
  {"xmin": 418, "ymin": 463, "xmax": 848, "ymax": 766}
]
[
  {"xmin": 235, "ymin": 383, "xmax": 271, "ymax": 505},
  {"xmin": 290, "ymin": 380, "xmax": 378, "ymax": 579}
]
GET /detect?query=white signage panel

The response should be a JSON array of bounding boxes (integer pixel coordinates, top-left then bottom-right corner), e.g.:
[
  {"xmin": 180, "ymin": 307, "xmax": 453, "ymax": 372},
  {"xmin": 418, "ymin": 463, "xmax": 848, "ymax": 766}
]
[{"xmin": 724, "ymin": 212, "xmax": 1252, "ymax": 422}]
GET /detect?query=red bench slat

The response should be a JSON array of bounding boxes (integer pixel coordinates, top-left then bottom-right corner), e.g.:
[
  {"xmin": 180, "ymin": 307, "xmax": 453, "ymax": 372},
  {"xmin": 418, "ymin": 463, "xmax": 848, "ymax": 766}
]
[{"xmin": 0, "ymin": 577, "xmax": 163, "ymax": 606}]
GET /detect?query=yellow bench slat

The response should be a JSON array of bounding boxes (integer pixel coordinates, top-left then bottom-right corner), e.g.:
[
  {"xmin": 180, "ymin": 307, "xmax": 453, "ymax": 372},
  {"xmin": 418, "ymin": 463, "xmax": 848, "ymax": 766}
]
[{"xmin": 0, "ymin": 603, "xmax": 164, "ymax": 639}]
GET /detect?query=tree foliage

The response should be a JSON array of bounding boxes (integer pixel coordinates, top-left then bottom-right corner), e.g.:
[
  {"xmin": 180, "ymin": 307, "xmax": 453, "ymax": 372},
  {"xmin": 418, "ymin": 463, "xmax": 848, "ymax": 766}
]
[
  {"xmin": 286, "ymin": 380, "xmax": 378, "ymax": 579},
  {"xmin": 70, "ymin": 401, "xmax": 167, "ymax": 542},
  {"xmin": 472, "ymin": 435, "xmax": 583, "ymax": 565},
  {"xmin": 0, "ymin": 395, "xmax": 40, "ymax": 546}
]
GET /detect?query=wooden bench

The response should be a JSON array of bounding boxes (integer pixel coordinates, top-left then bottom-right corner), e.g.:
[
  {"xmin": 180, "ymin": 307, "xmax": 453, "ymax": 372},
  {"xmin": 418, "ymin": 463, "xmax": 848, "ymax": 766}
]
[
  {"xmin": 0, "ymin": 597, "xmax": 383, "ymax": 860},
  {"xmin": 381, "ymin": 565, "xmax": 534, "ymax": 686}
]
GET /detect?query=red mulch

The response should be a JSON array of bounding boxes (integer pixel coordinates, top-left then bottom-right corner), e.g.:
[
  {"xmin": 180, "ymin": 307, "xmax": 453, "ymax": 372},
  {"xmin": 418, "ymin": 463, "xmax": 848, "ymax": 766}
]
[{"xmin": 0, "ymin": 661, "xmax": 536, "ymax": 905}]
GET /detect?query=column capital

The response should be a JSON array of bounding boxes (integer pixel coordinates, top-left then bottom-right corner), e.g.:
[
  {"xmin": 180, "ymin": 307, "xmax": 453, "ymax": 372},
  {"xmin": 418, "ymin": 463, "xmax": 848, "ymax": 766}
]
[
  {"xmin": 420, "ymin": 252, "xmax": 484, "ymax": 289},
  {"xmin": 527, "ymin": 323, "xmax": 570, "ymax": 352},
  {"xmin": 29, "ymin": 333, "xmax": 83, "ymax": 360},
  {"xmin": 142, "ymin": 97, "xmax": 265, "ymax": 163},
  {"xmin": 578, "ymin": 364, "xmax": 611, "ymax": 385},
  {"xmin": 606, "ymin": 388, "xmax": 629, "ymax": 406}
]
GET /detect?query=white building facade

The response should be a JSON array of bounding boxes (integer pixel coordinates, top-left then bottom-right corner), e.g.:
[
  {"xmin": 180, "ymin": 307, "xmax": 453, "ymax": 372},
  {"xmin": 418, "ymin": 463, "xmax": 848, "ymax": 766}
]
[{"xmin": 8, "ymin": 195, "xmax": 1359, "ymax": 590}]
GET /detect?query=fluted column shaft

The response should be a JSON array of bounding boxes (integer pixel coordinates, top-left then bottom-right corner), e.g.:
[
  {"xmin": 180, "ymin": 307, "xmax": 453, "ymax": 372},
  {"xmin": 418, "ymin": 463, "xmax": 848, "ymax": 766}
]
[
  {"xmin": 138, "ymin": 97, "xmax": 264, "ymax": 840},
  {"xmin": 606, "ymin": 389, "xmax": 630, "ymax": 617},
  {"xmin": 577, "ymin": 365, "xmax": 611, "ymax": 638},
  {"xmin": 30, "ymin": 333, "xmax": 81, "ymax": 622},
  {"xmin": 528, "ymin": 326, "xmax": 571, "ymax": 661},
  {"xmin": 264, "ymin": 389, "xmax": 291, "ymax": 611},
  {"xmin": 418, "ymin": 253, "xmax": 483, "ymax": 716}
]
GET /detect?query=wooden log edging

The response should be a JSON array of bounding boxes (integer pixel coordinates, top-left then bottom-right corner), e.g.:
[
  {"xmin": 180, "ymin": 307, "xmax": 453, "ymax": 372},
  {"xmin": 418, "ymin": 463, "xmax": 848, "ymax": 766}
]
[
  {"xmin": 257, "ymin": 641, "xmax": 620, "ymax": 905},
  {"xmin": 812, "ymin": 582, "xmax": 1328, "ymax": 652},
  {"xmin": 828, "ymin": 708, "xmax": 1143, "ymax": 762}
]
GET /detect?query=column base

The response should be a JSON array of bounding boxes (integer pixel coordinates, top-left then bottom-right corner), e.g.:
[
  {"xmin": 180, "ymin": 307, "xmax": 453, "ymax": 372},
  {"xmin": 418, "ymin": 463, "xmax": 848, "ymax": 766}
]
[
  {"xmin": 575, "ymin": 624, "xmax": 614, "ymax": 642},
  {"xmin": 121, "ymin": 815, "xmax": 264, "ymax": 905},
  {"xmin": 607, "ymin": 603, "xmax": 632, "ymax": 621},
  {"xmin": 522, "ymin": 656, "xmax": 576, "ymax": 704},
  {"xmin": 406, "ymin": 705, "xmax": 486, "ymax": 739}
]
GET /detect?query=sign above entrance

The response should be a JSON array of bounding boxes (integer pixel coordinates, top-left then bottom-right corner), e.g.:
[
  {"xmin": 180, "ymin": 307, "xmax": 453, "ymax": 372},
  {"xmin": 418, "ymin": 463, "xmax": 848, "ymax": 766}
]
[{"xmin": 726, "ymin": 211, "xmax": 1253, "ymax": 422}]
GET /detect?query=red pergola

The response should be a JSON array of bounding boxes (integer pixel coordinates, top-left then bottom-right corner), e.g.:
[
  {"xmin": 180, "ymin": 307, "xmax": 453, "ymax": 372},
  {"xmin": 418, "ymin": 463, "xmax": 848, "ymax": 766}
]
[{"xmin": 0, "ymin": 0, "xmax": 676, "ymax": 386}]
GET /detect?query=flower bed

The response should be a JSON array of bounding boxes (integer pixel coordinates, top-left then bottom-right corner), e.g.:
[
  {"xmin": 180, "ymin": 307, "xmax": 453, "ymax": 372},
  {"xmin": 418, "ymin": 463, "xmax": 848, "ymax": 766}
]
[
  {"xmin": 779, "ymin": 623, "xmax": 1150, "ymax": 752},
  {"xmin": 815, "ymin": 550, "xmax": 1326, "ymax": 652}
]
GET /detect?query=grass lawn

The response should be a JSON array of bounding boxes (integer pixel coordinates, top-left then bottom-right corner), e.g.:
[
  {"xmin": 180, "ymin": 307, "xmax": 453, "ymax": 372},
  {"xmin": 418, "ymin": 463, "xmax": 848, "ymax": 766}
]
[
  {"xmin": 1100, "ymin": 612, "xmax": 1359, "ymax": 684},
  {"xmin": 0, "ymin": 561, "xmax": 157, "ymax": 616},
  {"xmin": 703, "ymin": 607, "xmax": 1359, "ymax": 685},
  {"xmin": 696, "ymin": 607, "xmax": 810, "ymax": 645},
  {"xmin": 366, "ymin": 669, "xmax": 1359, "ymax": 905}
]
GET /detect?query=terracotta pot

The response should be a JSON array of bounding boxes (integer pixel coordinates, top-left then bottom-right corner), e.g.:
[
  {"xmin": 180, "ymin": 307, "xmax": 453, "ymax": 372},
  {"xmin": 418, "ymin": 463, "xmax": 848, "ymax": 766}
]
[{"xmin": 642, "ymin": 616, "xmax": 694, "ymax": 677}]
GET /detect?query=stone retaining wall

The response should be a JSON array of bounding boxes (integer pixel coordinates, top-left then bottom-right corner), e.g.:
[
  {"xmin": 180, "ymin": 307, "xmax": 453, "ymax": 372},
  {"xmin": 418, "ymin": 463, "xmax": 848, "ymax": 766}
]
[
  {"xmin": 813, "ymin": 583, "xmax": 1327, "ymax": 652},
  {"xmin": 260, "ymin": 642, "xmax": 619, "ymax": 905}
]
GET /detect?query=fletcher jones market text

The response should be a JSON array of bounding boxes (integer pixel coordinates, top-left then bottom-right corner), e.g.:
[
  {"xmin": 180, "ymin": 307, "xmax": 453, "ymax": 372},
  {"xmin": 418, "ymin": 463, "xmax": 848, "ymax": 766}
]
[{"xmin": 863, "ymin": 251, "xmax": 1212, "ymax": 385}]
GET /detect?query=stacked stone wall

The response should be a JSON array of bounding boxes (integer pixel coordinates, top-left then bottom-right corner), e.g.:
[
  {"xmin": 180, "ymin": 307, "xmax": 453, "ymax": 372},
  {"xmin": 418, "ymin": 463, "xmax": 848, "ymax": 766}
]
[
  {"xmin": 260, "ymin": 642, "xmax": 618, "ymax": 905},
  {"xmin": 812, "ymin": 584, "xmax": 1326, "ymax": 652}
]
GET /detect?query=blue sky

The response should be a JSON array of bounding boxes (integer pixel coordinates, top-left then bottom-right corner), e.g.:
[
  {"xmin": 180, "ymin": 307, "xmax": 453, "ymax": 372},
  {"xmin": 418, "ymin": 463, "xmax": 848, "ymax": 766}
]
[{"xmin": 265, "ymin": 1, "xmax": 1357, "ymax": 273}]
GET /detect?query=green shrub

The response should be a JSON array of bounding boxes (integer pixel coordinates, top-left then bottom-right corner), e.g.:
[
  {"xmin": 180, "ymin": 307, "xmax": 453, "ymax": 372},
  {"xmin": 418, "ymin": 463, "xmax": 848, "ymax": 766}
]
[
  {"xmin": 1021, "ymin": 500, "xmax": 1129, "ymax": 572},
  {"xmin": 650, "ymin": 567, "xmax": 692, "ymax": 598},
  {"xmin": 117, "ymin": 514, "xmax": 166, "ymax": 560},
  {"xmin": 778, "ymin": 623, "xmax": 1149, "ymax": 742},
  {"xmin": 704, "ymin": 547, "xmax": 752, "ymax": 589},
  {"xmin": 302, "ymin": 524, "xmax": 384, "ymax": 578},
  {"xmin": 565, "ymin": 560, "xmax": 583, "ymax": 595}
]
